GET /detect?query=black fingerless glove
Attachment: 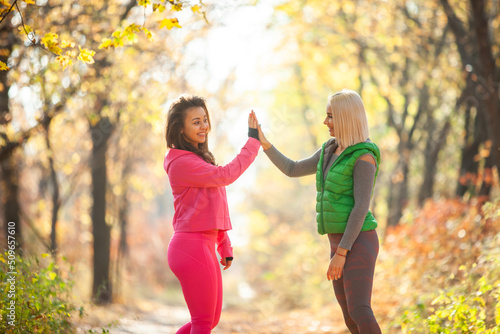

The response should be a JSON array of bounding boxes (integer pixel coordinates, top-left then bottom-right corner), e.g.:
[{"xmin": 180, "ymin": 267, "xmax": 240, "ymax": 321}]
[
  {"xmin": 248, "ymin": 127, "xmax": 259, "ymax": 140},
  {"xmin": 226, "ymin": 257, "xmax": 234, "ymax": 262}
]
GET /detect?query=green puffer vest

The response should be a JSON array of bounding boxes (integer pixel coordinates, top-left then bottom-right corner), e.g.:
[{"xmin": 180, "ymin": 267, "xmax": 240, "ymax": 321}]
[{"xmin": 316, "ymin": 140, "xmax": 381, "ymax": 235}]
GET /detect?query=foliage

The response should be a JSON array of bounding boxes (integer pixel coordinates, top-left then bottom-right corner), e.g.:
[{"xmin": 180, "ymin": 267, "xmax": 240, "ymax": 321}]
[
  {"xmin": 401, "ymin": 269, "xmax": 500, "ymax": 333},
  {"xmin": 0, "ymin": 0, "xmax": 207, "ymax": 70},
  {"xmin": 0, "ymin": 252, "xmax": 82, "ymax": 333},
  {"xmin": 375, "ymin": 199, "xmax": 500, "ymax": 333}
]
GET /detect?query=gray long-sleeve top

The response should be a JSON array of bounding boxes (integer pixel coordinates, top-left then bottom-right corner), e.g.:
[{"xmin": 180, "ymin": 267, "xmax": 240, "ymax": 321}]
[{"xmin": 264, "ymin": 138, "xmax": 377, "ymax": 251}]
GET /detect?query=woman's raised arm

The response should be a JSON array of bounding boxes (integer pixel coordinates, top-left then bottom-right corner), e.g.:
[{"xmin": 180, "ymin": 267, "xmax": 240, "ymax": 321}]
[{"xmin": 254, "ymin": 121, "xmax": 320, "ymax": 178}]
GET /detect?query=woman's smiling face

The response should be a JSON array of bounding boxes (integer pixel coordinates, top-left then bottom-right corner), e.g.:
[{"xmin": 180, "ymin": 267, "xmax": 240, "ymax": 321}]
[
  {"xmin": 182, "ymin": 106, "xmax": 209, "ymax": 147},
  {"xmin": 324, "ymin": 104, "xmax": 335, "ymax": 137}
]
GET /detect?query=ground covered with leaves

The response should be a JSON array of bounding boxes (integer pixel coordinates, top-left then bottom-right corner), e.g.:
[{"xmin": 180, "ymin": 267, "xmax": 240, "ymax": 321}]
[{"xmin": 74, "ymin": 301, "xmax": 349, "ymax": 334}]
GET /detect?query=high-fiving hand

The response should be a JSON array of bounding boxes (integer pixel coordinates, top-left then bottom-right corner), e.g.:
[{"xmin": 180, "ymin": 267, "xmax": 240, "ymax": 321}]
[
  {"xmin": 249, "ymin": 110, "xmax": 272, "ymax": 150},
  {"xmin": 248, "ymin": 110, "xmax": 258, "ymax": 129}
]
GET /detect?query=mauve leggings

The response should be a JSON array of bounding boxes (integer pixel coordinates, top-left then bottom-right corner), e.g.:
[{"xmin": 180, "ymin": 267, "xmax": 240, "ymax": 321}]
[
  {"xmin": 328, "ymin": 230, "xmax": 382, "ymax": 334},
  {"xmin": 168, "ymin": 230, "xmax": 222, "ymax": 334}
]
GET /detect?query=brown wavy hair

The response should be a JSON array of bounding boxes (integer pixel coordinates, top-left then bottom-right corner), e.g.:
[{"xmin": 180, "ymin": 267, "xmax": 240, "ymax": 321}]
[{"xmin": 165, "ymin": 95, "xmax": 216, "ymax": 165}]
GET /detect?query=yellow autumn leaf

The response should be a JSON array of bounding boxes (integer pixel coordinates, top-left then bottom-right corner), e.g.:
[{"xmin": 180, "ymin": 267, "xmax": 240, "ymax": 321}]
[
  {"xmin": 41, "ymin": 32, "xmax": 62, "ymax": 55},
  {"xmin": 98, "ymin": 38, "xmax": 114, "ymax": 49},
  {"xmin": 113, "ymin": 37, "xmax": 124, "ymax": 48},
  {"xmin": 41, "ymin": 253, "xmax": 49, "ymax": 258},
  {"xmin": 60, "ymin": 40, "xmax": 75, "ymax": 48},
  {"xmin": 153, "ymin": 4, "xmax": 166, "ymax": 12},
  {"xmin": 171, "ymin": 3, "xmax": 182, "ymax": 11},
  {"xmin": 23, "ymin": 0, "xmax": 36, "ymax": 3},
  {"xmin": 0, "ymin": 61, "xmax": 9, "ymax": 71},
  {"xmin": 48, "ymin": 271, "xmax": 57, "ymax": 280},
  {"xmin": 18, "ymin": 24, "xmax": 33, "ymax": 36},
  {"xmin": 0, "ymin": 1, "xmax": 10, "ymax": 7},
  {"xmin": 56, "ymin": 55, "xmax": 72, "ymax": 70},
  {"xmin": 123, "ymin": 24, "xmax": 141, "ymax": 44},
  {"xmin": 125, "ymin": 23, "xmax": 142, "ymax": 33},
  {"xmin": 159, "ymin": 18, "xmax": 181, "ymax": 30},
  {"xmin": 142, "ymin": 27, "xmax": 154, "ymax": 41},
  {"xmin": 125, "ymin": 32, "xmax": 138, "ymax": 44},
  {"xmin": 137, "ymin": 0, "xmax": 150, "ymax": 6},
  {"xmin": 191, "ymin": 5, "xmax": 201, "ymax": 13},
  {"xmin": 41, "ymin": 32, "xmax": 58, "ymax": 44},
  {"xmin": 77, "ymin": 46, "xmax": 95, "ymax": 64}
]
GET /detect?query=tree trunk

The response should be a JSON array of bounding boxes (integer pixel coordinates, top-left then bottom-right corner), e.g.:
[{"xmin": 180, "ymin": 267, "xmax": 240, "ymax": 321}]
[
  {"xmin": 456, "ymin": 102, "xmax": 488, "ymax": 197},
  {"xmin": 443, "ymin": 0, "xmax": 499, "ymax": 194},
  {"xmin": 440, "ymin": 0, "xmax": 494, "ymax": 197},
  {"xmin": 387, "ymin": 147, "xmax": 410, "ymax": 227},
  {"xmin": 456, "ymin": 99, "xmax": 474, "ymax": 196},
  {"xmin": 470, "ymin": 0, "xmax": 500, "ymax": 172},
  {"xmin": 386, "ymin": 80, "xmax": 425, "ymax": 226},
  {"xmin": 114, "ymin": 159, "xmax": 131, "ymax": 299},
  {"xmin": 43, "ymin": 120, "xmax": 61, "ymax": 257},
  {"xmin": 478, "ymin": 145, "xmax": 494, "ymax": 205},
  {"xmin": 0, "ymin": 26, "xmax": 21, "ymax": 250},
  {"xmin": 1, "ymin": 157, "xmax": 21, "ymax": 249},
  {"xmin": 90, "ymin": 115, "xmax": 114, "ymax": 304},
  {"xmin": 87, "ymin": 2, "xmax": 135, "ymax": 302},
  {"xmin": 418, "ymin": 116, "xmax": 451, "ymax": 206}
]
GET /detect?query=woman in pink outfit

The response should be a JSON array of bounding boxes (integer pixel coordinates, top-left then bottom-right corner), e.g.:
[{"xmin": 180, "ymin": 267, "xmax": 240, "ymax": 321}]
[{"xmin": 163, "ymin": 95, "xmax": 260, "ymax": 334}]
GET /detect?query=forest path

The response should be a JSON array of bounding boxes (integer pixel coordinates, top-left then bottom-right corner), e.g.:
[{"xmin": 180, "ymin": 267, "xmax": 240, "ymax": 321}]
[{"xmin": 75, "ymin": 298, "xmax": 349, "ymax": 334}]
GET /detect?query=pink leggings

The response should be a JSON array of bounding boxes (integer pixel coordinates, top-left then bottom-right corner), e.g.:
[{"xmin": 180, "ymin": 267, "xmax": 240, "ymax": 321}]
[{"xmin": 167, "ymin": 230, "xmax": 222, "ymax": 334}]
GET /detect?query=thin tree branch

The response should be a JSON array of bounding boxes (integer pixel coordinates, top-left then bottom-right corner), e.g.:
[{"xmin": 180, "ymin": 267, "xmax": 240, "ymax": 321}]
[
  {"xmin": 19, "ymin": 205, "xmax": 51, "ymax": 251},
  {"xmin": 15, "ymin": 0, "xmax": 35, "ymax": 44},
  {"xmin": 0, "ymin": 0, "xmax": 16, "ymax": 26},
  {"xmin": 0, "ymin": 85, "xmax": 77, "ymax": 162},
  {"xmin": 439, "ymin": 0, "xmax": 472, "ymax": 64}
]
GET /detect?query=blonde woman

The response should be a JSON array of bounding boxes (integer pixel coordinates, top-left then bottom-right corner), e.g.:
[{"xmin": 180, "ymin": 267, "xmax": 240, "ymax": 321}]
[{"xmin": 254, "ymin": 89, "xmax": 382, "ymax": 333}]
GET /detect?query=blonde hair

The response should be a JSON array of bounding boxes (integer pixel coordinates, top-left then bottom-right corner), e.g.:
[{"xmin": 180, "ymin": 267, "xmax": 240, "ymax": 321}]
[{"xmin": 327, "ymin": 89, "xmax": 369, "ymax": 148}]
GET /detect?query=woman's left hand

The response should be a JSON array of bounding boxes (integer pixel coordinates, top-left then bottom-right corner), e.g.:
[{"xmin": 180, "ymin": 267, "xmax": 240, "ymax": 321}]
[
  {"xmin": 248, "ymin": 110, "xmax": 258, "ymax": 129},
  {"xmin": 220, "ymin": 258, "xmax": 233, "ymax": 270},
  {"xmin": 327, "ymin": 253, "xmax": 346, "ymax": 281}
]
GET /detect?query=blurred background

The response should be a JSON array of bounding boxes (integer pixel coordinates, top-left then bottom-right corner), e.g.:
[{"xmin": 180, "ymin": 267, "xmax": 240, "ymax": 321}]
[{"xmin": 0, "ymin": 0, "xmax": 499, "ymax": 333}]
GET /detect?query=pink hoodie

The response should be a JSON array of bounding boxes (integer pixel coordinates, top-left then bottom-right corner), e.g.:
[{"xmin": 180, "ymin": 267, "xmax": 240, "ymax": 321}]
[{"xmin": 164, "ymin": 137, "xmax": 260, "ymax": 258}]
